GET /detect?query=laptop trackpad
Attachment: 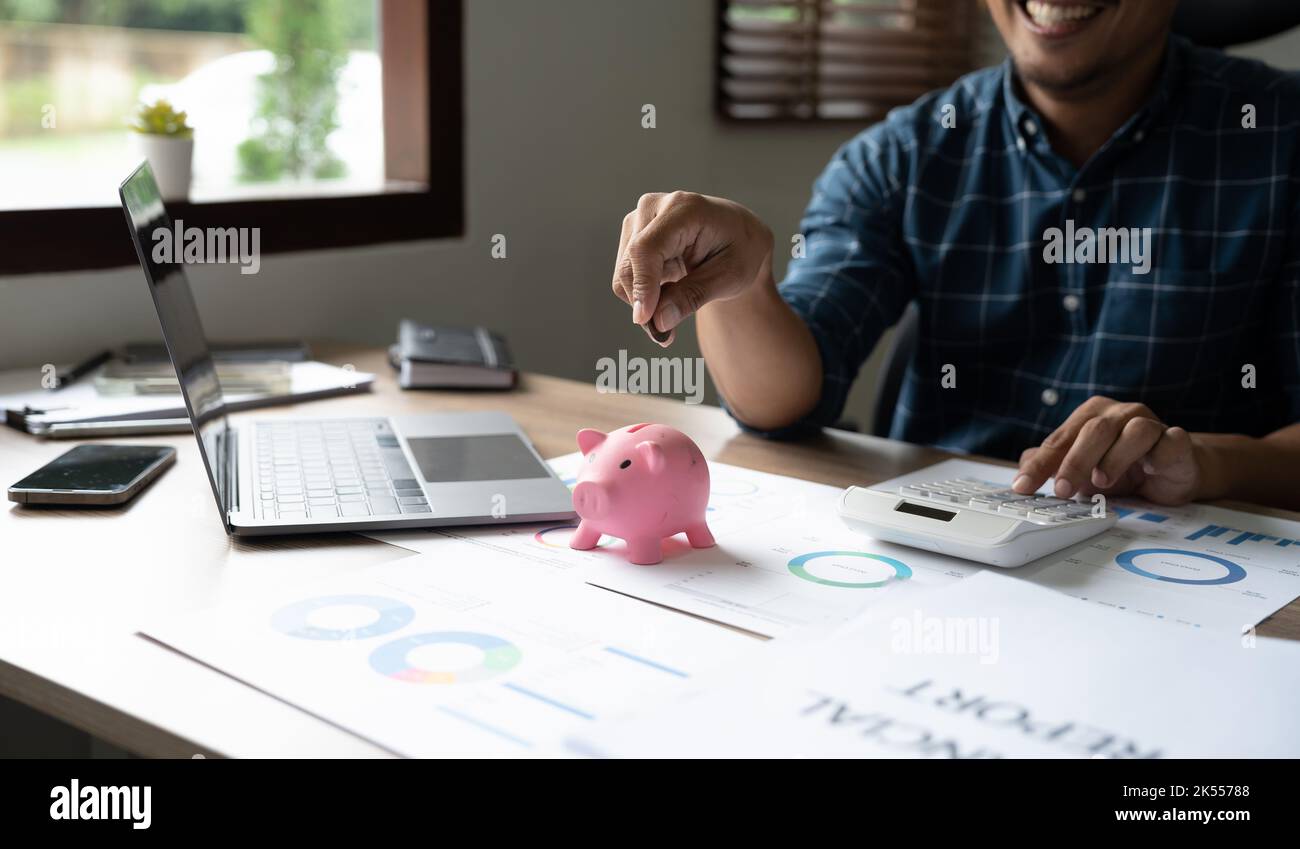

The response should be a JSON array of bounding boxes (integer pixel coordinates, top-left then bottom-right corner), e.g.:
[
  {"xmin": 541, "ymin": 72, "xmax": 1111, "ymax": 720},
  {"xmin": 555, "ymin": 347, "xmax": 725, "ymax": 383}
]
[{"xmin": 404, "ymin": 434, "xmax": 551, "ymax": 483}]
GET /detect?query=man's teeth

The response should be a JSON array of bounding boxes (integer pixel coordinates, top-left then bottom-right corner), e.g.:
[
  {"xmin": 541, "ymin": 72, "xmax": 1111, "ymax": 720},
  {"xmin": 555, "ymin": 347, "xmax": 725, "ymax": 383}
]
[{"xmin": 1025, "ymin": 1, "xmax": 1101, "ymax": 25}]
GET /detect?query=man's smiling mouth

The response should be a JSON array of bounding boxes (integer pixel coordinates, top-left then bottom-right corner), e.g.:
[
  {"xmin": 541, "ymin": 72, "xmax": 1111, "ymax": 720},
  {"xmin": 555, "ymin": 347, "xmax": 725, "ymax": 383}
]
[{"xmin": 1016, "ymin": 0, "xmax": 1109, "ymax": 37}]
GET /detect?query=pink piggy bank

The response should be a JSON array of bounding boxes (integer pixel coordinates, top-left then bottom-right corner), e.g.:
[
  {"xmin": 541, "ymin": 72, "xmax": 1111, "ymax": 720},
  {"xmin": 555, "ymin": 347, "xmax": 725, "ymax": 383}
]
[{"xmin": 569, "ymin": 423, "xmax": 715, "ymax": 565}]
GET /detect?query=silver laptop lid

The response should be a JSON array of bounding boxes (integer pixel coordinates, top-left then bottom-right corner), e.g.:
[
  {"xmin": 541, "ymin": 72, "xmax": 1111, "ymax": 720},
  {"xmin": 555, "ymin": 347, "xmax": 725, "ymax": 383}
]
[{"xmin": 119, "ymin": 161, "xmax": 233, "ymax": 531}]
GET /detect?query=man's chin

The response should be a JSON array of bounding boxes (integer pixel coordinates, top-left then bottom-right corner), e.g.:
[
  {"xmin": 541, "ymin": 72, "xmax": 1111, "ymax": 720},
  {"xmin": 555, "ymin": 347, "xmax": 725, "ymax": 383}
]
[{"xmin": 1013, "ymin": 57, "xmax": 1110, "ymax": 94}]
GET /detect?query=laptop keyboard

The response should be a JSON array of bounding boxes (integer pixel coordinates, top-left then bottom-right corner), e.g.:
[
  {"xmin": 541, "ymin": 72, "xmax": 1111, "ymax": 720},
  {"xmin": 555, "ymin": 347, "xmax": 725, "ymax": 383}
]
[{"xmin": 253, "ymin": 419, "xmax": 427, "ymax": 521}]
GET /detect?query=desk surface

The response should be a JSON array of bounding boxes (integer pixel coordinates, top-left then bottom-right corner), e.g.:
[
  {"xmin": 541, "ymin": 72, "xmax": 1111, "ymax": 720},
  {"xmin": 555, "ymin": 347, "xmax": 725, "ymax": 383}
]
[{"xmin": 3, "ymin": 344, "xmax": 1298, "ymax": 757}]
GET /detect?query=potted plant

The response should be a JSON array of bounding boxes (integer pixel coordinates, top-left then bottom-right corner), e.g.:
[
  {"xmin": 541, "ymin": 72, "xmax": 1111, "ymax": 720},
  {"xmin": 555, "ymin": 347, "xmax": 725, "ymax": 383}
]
[{"xmin": 131, "ymin": 99, "xmax": 194, "ymax": 201}]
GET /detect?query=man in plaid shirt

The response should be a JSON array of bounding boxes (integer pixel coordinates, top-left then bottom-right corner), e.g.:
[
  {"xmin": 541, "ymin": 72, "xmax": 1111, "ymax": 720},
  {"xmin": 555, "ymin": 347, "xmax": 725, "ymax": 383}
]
[{"xmin": 610, "ymin": 0, "xmax": 1300, "ymax": 509}]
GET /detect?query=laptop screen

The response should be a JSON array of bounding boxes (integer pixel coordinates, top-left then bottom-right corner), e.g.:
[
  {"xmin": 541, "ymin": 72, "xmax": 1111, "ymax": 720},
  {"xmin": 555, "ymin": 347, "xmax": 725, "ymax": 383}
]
[{"xmin": 119, "ymin": 162, "xmax": 231, "ymax": 526}]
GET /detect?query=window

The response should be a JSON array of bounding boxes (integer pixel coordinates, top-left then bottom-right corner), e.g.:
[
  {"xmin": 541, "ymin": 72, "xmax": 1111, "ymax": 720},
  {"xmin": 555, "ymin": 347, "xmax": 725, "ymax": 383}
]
[
  {"xmin": 716, "ymin": 0, "xmax": 978, "ymax": 121},
  {"xmin": 0, "ymin": 0, "xmax": 463, "ymax": 274}
]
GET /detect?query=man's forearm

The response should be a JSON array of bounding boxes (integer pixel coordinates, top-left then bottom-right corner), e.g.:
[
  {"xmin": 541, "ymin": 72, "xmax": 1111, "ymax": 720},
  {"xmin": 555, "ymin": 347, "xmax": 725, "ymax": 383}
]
[
  {"xmin": 1194, "ymin": 423, "xmax": 1300, "ymax": 510},
  {"xmin": 697, "ymin": 275, "xmax": 822, "ymax": 432}
]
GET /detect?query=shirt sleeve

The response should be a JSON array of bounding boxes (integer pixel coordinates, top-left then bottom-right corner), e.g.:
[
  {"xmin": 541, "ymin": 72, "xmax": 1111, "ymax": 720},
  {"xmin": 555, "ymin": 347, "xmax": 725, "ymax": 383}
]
[
  {"xmin": 729, "ymin": 124, "xmax": 917, "ymax": 438},
  {"xmin": 1275, "ymin": 187, "xmax": 1300, "ymax": 424}
]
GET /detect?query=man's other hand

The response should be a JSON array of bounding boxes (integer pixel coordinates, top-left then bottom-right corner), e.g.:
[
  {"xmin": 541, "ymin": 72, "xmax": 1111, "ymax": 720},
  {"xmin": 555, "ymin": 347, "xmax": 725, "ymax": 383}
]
[{"xmin": 1012, "ymin": 396, "xmax": 1203, "ymax": 505}]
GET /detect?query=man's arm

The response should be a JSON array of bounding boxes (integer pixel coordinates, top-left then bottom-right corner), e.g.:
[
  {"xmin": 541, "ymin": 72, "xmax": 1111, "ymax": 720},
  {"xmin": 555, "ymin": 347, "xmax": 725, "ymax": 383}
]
[
  {"xmin": 1196, "ymin": 426, "xmax": 1300, "ymax": 510},
  {"xmin": 609, "ymin": 190, "xmax": 820, "ymax": 431},
  {"xmin": 696, "ymin": 271, "xmax": 823, "ymax": 432},
  {"xmin": 1012, "ymin": 399, "xmax": 1300, "ymax": 511},
  {"xmin": 609, "ymin": 131, "xmax": 915, "ymax": 435},
  {"xmin": 1014, "ymin": 186, "xmax": 1300, "ymax": 510}
]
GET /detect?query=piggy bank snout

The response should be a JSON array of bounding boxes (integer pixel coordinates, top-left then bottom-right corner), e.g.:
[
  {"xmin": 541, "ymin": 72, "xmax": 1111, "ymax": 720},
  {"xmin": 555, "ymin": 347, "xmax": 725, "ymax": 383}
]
[{"xmin": 572, "ymin": 481, "xmax": 610, "ymax": 520}]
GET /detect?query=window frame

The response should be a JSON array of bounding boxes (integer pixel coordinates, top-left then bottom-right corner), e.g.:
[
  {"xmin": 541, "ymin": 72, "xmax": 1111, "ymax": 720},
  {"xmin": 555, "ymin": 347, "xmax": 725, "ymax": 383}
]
[{"xmin": 0, "ymin": 0, "xmax": 464, "ymax": 276}]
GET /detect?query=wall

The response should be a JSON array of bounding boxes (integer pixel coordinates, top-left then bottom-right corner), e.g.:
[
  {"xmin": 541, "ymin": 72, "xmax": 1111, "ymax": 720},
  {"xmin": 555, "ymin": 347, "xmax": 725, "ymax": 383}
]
[
  {"xmin": 0, "ymin": 0, "xmax": 866, "ymax": 418},
  {"xmin": 2, "ymin": 2, "xmax": 1298, "ymax": 433}
]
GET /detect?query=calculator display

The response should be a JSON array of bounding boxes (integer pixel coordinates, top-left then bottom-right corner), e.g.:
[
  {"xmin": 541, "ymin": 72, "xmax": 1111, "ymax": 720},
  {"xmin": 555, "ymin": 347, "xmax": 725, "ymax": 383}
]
[{"xmin": 895, "ymin": 501, "xmax": 957, "ymax": 522}]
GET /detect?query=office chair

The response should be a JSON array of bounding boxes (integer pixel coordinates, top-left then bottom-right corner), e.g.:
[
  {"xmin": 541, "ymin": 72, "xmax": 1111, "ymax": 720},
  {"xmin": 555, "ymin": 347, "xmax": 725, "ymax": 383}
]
[
  {"xmin": 867, "ymin": 0, "xmax": 1300, "ymax": 437},
  {"xmin": 1170, "ymin": 0, "xmax": 1300, "ymax": 49}
]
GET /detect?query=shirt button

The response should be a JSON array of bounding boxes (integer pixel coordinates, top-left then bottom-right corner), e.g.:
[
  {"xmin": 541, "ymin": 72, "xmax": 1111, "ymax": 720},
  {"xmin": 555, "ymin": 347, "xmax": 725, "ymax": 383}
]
[
  {"xmin": 1072, "ymin": 188, "xmax": 1087, "ymax": 203},
  {"xmin": 1062, "ymin": 294, "xmax": 1081, "ymax": 312},
  {"xmin": 1041, "ymin": 388, "xmax": 1060, "ymax": 407},
  {"xmin": 1134, "ymin": 129, "xmax": 1146, "ymax": 143},
  {"xmin": 1016, "ymin": 137, "xmax": 1027, "ymax": 152},
  {"xmin": 1024, "ymin": 119, "xmax": 1038, "ymax": 136}
]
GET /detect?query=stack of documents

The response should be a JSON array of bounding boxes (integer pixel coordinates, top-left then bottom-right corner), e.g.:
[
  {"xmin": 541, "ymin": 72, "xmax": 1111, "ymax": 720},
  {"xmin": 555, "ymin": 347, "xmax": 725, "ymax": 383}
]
[
  {"xmin": 567, "ymin": 572, "xmax": 1300, "ymax": 758},
  {"xmin": 144, "ymin": 551, "xmax": 759, "ymax": 756},
  {"xmin": 1, "ymin": 360, "xmax": 373, "ymax": 437},
  {"xmin": 140, "ymin": 454, "xmax": 1300, "ymax": 757}
]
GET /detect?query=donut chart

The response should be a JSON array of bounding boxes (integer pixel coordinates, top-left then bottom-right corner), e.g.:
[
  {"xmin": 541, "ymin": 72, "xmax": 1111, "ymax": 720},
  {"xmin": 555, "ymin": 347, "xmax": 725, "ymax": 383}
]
[
  {"xmin": 787, "ymin": 551, "xmax": 913, "ymax": 589},
  {"xmin": 710, "ymin": 479, "xmax": 758, "ymax": 497},
  {"xmin": 369, "ymin": 631, "xmax": 522, "ymax": 684},
  {"xmin": 533, "ymin": 524, "xmax": 613, "ymax": 549},
  {"xmin": 1115, "ymin": 548, "xmax": 1247, "ymax": 586},
  {"xmin": 272, "ymin": 594, "xmax": 415, "ymax": 641}
]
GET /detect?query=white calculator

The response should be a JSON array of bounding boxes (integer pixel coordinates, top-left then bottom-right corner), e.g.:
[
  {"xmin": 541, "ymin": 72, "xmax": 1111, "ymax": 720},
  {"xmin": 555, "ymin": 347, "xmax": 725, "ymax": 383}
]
[{"xmin": 837, "ymin": 476, "xmax": 1118, "ymax": 568}]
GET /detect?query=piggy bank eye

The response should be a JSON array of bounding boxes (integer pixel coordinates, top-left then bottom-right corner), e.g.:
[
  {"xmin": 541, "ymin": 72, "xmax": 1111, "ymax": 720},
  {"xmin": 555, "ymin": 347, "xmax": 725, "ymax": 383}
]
[
  {"xmin": 619, "ymin": 459, "xmax": 632, "ymax": 469},
  {"xmin": 586, "ymin": 453, "xmax": 596, "ymax": 463}
]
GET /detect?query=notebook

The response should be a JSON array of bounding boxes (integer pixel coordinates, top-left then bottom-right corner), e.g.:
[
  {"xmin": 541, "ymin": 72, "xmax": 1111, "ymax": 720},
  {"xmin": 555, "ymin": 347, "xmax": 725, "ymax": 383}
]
[{"xmin": 390, "ymin": 320, "xmax": 516, "ymax": 389}]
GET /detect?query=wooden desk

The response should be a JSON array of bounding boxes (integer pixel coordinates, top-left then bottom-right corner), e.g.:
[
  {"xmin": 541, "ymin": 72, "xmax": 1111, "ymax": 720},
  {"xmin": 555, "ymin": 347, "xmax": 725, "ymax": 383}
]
[{"xmin": 3, "ymin": 344, "xmax": 1298, "ymax": 757}]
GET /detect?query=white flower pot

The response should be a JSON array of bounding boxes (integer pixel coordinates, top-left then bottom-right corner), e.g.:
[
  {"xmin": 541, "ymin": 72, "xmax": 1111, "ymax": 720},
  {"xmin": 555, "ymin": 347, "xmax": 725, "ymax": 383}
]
[{"xmin": 135, "ymin": 135, "xmax": 194, "ymax": 201}]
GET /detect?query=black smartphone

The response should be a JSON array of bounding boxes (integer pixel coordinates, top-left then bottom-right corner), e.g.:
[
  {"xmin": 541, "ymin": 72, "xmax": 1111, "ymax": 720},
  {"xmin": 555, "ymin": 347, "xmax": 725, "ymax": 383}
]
[{"xmin": 8, "ymin": 444, "xmax": 176, "ymax": 506}]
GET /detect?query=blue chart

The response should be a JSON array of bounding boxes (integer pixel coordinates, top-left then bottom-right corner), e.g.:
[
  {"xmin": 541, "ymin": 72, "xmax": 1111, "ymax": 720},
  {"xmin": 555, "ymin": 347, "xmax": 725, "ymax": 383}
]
[
  {"xmin": 1113, "ymin": 507, "xmax": 1170, "ymax": 523},
  {"xmin": 272, "ymin": 595, "xmax": 415, "ymax": 641},
  {"xmin": 370, "ymin": 631, "xmax": 523, "ymax": 684},
  {"xmin": 787, "ymin": 551, "xmax": 913, "ymax": 589},
  {"xmin": 432, "ymin": 643, "xmax": 693, "ymax": 749},
  {"xmin": 1186, "ymin": 523, "xmax": 1300, "ymax": 548},
  {"xmin": 1115, "ymin": 548, "xmax": 1248, "ymax": 586}
]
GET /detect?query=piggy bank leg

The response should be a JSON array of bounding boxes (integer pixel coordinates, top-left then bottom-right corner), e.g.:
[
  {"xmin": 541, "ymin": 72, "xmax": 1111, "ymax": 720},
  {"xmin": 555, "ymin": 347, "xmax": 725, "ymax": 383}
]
[
  {"xmin": 569, "ymin": 520, "xmax": 603, "ymax": 551},
  {"xmin": 625, "ymin": 537, "xmax": 664, "ymax": 565},
  {"xmin": 686, "ymin": 522, "xmax": 715, "ymax": 549}
]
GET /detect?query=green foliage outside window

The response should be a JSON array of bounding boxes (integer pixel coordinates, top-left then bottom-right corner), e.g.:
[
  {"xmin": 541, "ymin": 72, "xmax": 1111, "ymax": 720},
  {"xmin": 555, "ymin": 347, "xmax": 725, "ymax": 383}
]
[{"xmin": 236, "ymin": 0, "xmax": 349, "ymax": 182}]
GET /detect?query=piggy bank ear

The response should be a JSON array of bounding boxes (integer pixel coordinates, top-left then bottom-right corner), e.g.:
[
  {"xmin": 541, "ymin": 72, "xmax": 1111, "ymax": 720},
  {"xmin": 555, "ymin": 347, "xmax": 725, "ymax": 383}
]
[
  {"xmin": 576, "ymin": 428, "xmax": 607, "ymax": 456},
  {"xmin": 636, "ymin": 440, "xmax": 665, "ymax": 474}
]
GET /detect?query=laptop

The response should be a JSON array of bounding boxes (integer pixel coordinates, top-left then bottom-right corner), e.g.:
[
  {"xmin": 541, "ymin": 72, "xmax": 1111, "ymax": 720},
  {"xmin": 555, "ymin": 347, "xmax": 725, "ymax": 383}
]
[{"xmin": 119, "ymin": 161, "xmax": 575, "ymax": 535}]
